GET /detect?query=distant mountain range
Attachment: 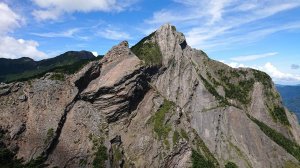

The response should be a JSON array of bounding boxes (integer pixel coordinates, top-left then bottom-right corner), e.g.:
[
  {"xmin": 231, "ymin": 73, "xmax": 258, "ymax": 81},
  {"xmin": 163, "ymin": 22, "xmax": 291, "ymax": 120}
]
[
  {"xmin": 0, "ymin": 51, "xmax": 102, "ymax": 83},
  {"xmin": 276, "ymin": 84, "xmax": 300, "ymax": 122}
]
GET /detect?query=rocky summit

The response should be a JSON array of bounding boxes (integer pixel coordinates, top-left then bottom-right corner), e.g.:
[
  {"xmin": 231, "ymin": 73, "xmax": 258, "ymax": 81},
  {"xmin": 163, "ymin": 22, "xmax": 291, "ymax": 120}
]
[{"xmin": 0, "ymin": 24, "xmax": 299, "ymax": 168}]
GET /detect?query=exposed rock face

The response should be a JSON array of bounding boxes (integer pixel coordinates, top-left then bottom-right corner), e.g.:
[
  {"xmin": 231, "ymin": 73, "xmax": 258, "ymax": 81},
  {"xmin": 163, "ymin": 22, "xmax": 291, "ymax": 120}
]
[{"xmin": 0, "ymin": 24, "xmax": 299, "ymax": 168}]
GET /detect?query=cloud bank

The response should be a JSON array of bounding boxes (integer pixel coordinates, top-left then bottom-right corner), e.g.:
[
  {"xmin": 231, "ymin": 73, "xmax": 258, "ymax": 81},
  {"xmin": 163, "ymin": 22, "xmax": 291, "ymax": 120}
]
[
  {"xmin": 230, "ymin": 52, "xmax": 278, "ymax": 62},
  {"xmin": 0, "ymin": 3, "xmax": 47, "ymax": 60},
  {"xmin": 32, "ymin": 0, "xmax": 138, "ymax": 20},
  {"xmin": 145, "ymin": 0, "xmax": 300, "ymax": 51},
  {"xmin": 224, "ymin": 61, "xmax": 300, "ymax": 84}
]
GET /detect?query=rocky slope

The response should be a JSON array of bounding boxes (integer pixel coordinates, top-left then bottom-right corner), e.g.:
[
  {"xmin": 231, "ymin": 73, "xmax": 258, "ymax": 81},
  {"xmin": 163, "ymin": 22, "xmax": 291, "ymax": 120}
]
[{"xmin": 0, "ymin": 24, "xmax": 299, "ymax": 168}]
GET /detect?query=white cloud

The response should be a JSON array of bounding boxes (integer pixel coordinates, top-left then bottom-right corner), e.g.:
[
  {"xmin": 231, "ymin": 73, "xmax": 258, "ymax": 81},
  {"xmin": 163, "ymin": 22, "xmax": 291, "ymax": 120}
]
[
  {"xmin": 230, "ymin": 52, "xmax": 278, "ymax": 62},
  {"xmin": 149, "ymin": 0, "xmax": 232, "ymax": 25},
  {"xmin": 227, "ymin": 62, "xmax": 246, "ymax": 68},
  {"xmin": 207, "ymin": 0, "xmax": 232, "ymax": 24},
  {"xmin": 262, "ymin": 62, "xmax": 300, "ymax": 82},
  {"xmin": 97, "ymin": 29, "xmax": 131, "ymax": 40},
  {"xmin": 31, "ymin": 28, "xmax": 80, "ymax": 38},
  {"xmin": 224, "ymin": 61, "xmax": 300, "ymax": 83},
  {"xmin": 32, "ymin": 0, "xmax": 138, "ymax": 20},
  {"xmin": 221, "ymin": 60, "xmax": 246, "ymax": 68},
  {"xmin": 0, "ymin": 36, "xmax": 47, "ymax": 60},
  {"xmin": 145, "ymin": 0, "xmax": 300, "ymax": 51},
  {"xmin": 0, "ymin": 2, "xmax": 23, "ymax": 35},
  {"xmin": 32, "ymin": 8, "xmax": 61, "ymax": 21},
  {"xmin": 184, "ymin": 22, "xmax": 300, "ymax": 51},
  {"xmin": 92, "ymin": 51, "xmax": 98, "ymax": 56},
  {"xmin": 0, "ymin": 2, "xmax": 47, "ymax": 60}
]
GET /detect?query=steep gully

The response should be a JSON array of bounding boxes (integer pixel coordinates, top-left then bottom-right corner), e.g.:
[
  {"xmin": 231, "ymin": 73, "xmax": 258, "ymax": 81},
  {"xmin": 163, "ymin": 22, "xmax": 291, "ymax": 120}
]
[{"xmin": 41, "ymin": 62, "xmax": 102, "ymax": 160}]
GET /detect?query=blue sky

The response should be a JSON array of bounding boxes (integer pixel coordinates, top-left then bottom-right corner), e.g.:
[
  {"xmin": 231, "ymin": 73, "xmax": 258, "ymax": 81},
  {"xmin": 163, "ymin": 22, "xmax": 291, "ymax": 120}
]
[{"xmin": 0, "ymin": 0, "xmax": 300, "ymax": 85}]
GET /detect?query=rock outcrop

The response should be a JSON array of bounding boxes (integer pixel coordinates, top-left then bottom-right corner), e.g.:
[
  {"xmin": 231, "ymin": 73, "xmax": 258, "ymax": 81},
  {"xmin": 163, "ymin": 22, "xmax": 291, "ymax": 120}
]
[{"xmin": 0, "ymin": 24, "xmax": 299, "ymax": 168}]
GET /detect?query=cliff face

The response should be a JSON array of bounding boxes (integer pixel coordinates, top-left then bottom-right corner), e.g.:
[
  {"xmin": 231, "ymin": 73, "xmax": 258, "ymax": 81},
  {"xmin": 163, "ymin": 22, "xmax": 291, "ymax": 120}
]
[{"xmin": 0, "ymin": 24, "xmax": 299, "ymax": 168}]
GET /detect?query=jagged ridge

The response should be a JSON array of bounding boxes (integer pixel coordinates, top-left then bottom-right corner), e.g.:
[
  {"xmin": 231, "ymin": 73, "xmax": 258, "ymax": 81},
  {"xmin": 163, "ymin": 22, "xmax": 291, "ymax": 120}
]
[{"xmin": 0, "ymin": 24, "xmax": 299, "ymax": 168}]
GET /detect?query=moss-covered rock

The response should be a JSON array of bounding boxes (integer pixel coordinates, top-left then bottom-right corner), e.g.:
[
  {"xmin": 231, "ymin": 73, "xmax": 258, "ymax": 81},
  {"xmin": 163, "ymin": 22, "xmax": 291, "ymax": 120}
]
[
  {"xmin": 270, "ymin": 106, "xmax": 290, "ymax": 126},
  {"xmin": 225, "ymin": 161, "xmax": 239, "ymax": 168},
  {"xmin": 151, "ymin": 99, "xmax": 174, "ymax": 140},
  {"xmin": 131, "ymin": 32, "xmax": 162, "ymax": 66},
  {"xmin": 248, "ymin": 114, "xmax": 300, "ymax": 161},
  {"xmin": 191, "ymin": 149, "xmax": 215, "ymax": 168}
]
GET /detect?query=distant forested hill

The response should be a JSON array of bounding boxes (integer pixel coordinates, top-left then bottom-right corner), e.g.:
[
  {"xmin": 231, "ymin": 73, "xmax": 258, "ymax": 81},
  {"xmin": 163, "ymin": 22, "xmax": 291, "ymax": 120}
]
[
  {"xmin": 276, "ymin": 84, "xmax": 300, "ymax": 122},
  {"xmin": 0, "ymin": 51, "xmax": 102, "ymax": 83}
]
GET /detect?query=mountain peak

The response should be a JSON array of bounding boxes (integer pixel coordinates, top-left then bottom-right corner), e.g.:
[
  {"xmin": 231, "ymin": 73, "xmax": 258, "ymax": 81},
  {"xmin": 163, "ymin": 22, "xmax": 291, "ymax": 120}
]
[
  {"xmin": 118, "ymin": 40, "xmax": 129, "ymax": 47},
  {"xmin": 103, "ymin": 40, "xmax": 132, "ymax": 63},
  {"xmin": 131, "ymin": 23, "xmax": 188, "ymax": 66},
  {"xmin": 155, "ymin": 23, "xmax": 184, "ymax": 42},
  {"xmin": 18, "ymin": 57, "xmax": 35, "ymax": 62},
  {"xmin": 157, "ymin": 23, "xmax": 177, "ymax": 32},
  {"xmin": 155, "ymin": 24, "xmax": 187, "ymax": 65}
]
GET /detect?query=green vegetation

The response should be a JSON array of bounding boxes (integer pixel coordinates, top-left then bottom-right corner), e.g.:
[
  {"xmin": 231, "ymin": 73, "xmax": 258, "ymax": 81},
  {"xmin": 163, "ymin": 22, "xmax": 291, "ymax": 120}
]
[
  {"xmin": 206, "ymin": 72, "xmax": 221, "ymax": 86},
  {"xmin": 89, "ymin": 135, "xmax": 108, "ymax": 168},
  {"xmin": 194, "ymin": 134, "xmax": 219, "ymax": 167},
  {"xmin": 200, "ymin": 74, "xmax": 228, "ymax": 106},
  {"xmin": 0, "ymin": 129, "xmax": 47, "ymax": 167},
  {"xmin": 225, "ymin": 162, "xmax": 238, "ymax": 168},
  {"xmin": 47, "ymin": 128, "xmax": 54, "ymax": 139},
  {"xmin": 190, "ymin": 130, "xmax": 219, "ymax": 167},
  {"xmin": 131, "ymin": 32, "xmax": 162, "ymax": 65},
  {"xmin": 6, "ymin": 59, "xmax": 93, "ymax": 83},
  {"xmin": 93, "ymin": 144, "xmax": 108, "ymax": 168},
  {"xmin": 164, "ymin": 139, "xmax": 170, "ymax": 150},
  {"xmin": 214, "ymin": 67, "xmax": 289, "ymax": 125},
  {"xmin": 252, "ymin": 70, "xmax": 272, "ymax": 88},
  {"xmin": 171, "ymin": 25, "xmax": 177, "ymax": 31},
  {"xmin": 49, "ymin": 73, "xmax": 65, "ymax": 81},
  {"xmin": 51, "ymin": 59, "xmax": 92, "ymax": 74},
  {"xmin": 25, "ymin": 156, "xmax": 48, "ymax": 168},
  {"xmin": 191, "ymin": 149, "xmax": 215, "ymax": 168},
  {"xmin": 284, "ymin": 160, "xmax": 300, "ymax": 168},
  {"xmin": 79, "ymin": 159, "xmax": 87, "ymax": 166},
  {"xmin": 252, "ymin": 69, "xmax": 291, "ymax": 126},
  {"xmin": 0, "ymin": 149, "xmax": 48, "ymax": 168},
  {"xmin": 238, "ymin": 70, "xmax": 248, "ymax": 77},
  {"xmin": 0, "ymin": 147, "xmax": 23, "ymax": 168},
  {"xmin": 172, "ymin": 129, "xmax": 190, "ymax": 146},
  {"xmin": 0, "ymin": 145, "xmax": 47, "ymax": 168},
  {"xmin": 112, "ymin": 145, "xmax": 123, "ymax": 167},
  {"xmin": 0, "ymin": 52, "xmax": 102, "ymax": 83},
  {"xmin": 180, "ymin": 129, "xmax": 189, "ymax": 141},
  {"xmin": 173, "ymin": 130, "xmax": 180, "ymax": 145},
  {"xmin": 270, "ymin": 106, "xmax": 290, "ymax": 126},
  {"xmin": 151, "ymin": 99, "xmax": 174, "ymax": 140},
  {"xmin": 215, "ymin": 68, "xmax": 255, "ymax": 105},
  {"xmin": 44, "ymin": 128, "xmax": 54, "ymax": 144},
  {"xmin": 248, "ymin": 114, "xmax": 300, "ymax": 161},
  {"xmin": 230, "ymin": 70, "xmax": 241, "ymax": 78},
  {"xmin": 203, "ymin": 67, "xmax": 254, "ymax": 106},
  {"xmin": 224, "ymin": 79, "xmax": 254, "ymax": 105},
  {"xmin": 228, "ymin": 141, "xmax": 252, "ymax": 168}
]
